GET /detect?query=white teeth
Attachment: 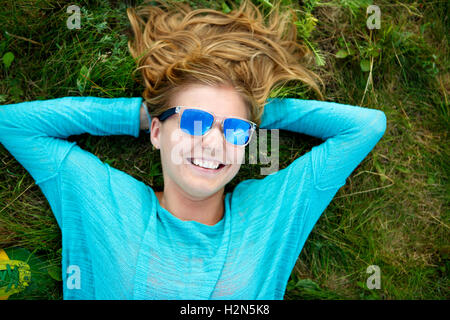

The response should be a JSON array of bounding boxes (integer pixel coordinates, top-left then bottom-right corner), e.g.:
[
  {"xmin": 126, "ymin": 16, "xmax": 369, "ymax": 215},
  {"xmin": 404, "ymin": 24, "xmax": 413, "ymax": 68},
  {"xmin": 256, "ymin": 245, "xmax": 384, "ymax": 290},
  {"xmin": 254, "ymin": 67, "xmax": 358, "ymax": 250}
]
[{"xmin": 191, "ymin": 158, "xmax": 220, "ymax": 169}]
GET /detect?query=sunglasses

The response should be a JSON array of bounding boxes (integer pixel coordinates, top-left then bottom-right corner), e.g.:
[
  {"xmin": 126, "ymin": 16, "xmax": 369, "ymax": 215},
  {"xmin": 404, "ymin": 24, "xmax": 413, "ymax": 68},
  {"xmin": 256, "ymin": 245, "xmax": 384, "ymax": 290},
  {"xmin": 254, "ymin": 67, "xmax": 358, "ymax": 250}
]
[{"xmin": 157, "ymin": 106, "xmax": 257, "ymax": 146}]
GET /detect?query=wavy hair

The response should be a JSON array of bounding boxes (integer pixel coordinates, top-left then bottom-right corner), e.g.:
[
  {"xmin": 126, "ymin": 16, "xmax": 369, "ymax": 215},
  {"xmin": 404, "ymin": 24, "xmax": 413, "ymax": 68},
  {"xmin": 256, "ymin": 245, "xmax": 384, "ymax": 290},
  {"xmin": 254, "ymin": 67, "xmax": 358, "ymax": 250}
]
[{"xmin": 126, "ymin": 0, "xmax": 322, "ymax": 126}]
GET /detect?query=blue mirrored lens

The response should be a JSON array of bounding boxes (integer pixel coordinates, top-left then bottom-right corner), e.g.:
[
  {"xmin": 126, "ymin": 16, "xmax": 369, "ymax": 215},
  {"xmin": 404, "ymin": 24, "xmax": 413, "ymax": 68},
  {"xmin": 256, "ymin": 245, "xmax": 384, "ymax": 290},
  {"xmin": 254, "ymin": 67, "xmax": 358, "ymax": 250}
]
[
  {"xmin": 223, "ymin": 118, "xmax": 251, "ymax": 145},
  {"xmin": 180, "ymin": 109, "xmax": 214, "ymax": 136}
]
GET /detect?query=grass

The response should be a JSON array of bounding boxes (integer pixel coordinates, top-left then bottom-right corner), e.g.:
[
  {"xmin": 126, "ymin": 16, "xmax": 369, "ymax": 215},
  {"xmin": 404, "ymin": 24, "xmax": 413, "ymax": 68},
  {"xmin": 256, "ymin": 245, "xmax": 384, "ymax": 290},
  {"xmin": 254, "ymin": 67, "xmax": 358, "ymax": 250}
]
[{"xmin": 0, "ymin": 0, "xmax": 448, "ymax": 300}]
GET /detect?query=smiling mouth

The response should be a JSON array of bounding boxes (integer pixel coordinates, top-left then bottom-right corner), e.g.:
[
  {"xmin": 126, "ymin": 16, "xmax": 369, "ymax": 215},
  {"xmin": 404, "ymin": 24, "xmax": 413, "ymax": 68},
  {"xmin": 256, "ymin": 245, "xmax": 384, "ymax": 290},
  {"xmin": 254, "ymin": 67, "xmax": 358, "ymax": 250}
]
[{"xmin": 187, "ymin": 158, "xmax": 226, "ymax": 172}]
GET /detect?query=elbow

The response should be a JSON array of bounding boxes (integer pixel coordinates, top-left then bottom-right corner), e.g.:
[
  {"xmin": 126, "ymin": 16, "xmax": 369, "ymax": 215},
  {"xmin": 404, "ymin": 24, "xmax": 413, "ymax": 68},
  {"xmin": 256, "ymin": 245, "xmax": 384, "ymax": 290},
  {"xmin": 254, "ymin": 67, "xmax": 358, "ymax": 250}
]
[
  {"xmin": 368, "ymin": 109, "xmax": 387, "ymax": 140},
  {"xmin": 376, "ymin": 110, "xmax": 387, "ymax": 138}
]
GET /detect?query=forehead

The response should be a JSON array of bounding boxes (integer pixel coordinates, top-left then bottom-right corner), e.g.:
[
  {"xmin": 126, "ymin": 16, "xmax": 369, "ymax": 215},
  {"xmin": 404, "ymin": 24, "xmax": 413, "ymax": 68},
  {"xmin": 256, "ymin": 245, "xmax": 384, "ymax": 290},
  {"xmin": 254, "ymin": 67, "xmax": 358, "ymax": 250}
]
[{"xmin": 169, "ymin": 84, "xmax": 249, "ymax": 120}]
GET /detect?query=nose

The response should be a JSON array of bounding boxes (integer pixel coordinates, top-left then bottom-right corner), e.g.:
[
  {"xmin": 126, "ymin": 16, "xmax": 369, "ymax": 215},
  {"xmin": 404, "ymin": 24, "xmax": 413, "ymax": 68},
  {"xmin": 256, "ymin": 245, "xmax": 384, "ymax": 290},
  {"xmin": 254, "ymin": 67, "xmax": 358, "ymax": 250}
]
[
  {"xmin": 202, "ymin": 120, "xmax": 225, "ymax": 147},
  {"xmin": 192, "ymin": 120, "xmax": 225, "ymax": 159}
]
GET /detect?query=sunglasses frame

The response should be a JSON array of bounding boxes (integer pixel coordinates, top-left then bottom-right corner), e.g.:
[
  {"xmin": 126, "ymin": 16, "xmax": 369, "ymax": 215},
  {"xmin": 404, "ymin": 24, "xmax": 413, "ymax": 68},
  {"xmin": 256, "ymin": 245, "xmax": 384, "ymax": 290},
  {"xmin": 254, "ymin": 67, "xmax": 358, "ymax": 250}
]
[{"xmin": 157, "ymin": 106, "xmax": 257, "ymax": 147}]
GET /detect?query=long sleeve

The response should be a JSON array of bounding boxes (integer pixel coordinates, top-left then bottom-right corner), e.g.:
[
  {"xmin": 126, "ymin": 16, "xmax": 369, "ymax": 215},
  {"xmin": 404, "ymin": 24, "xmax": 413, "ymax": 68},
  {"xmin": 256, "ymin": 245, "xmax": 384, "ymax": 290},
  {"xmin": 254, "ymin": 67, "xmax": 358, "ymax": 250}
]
[
  {"xmin": 0, "ymin": 96, "xmax": 142, "ymax": 184},
  {"xmin": 228, "ymin": 98, "xmax": 387, "ymax": 292},
  {"xmin": 255, "ymin": 98, "xmax": 387, "ymax": 236},
  {"xmin": 260, "ymin": 98, "xmax": 387, "ymax": 190},
  {"xmin": 0, "ymin": 96, "xmax": 143, "ymax": 225}
]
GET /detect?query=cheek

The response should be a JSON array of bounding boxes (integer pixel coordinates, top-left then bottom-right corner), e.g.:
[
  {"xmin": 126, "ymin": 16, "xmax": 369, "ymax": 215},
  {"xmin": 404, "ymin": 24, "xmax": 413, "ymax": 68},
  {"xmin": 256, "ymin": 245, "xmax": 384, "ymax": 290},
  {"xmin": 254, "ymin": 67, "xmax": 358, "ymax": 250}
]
[
  {"xmin": 224, "ymin": 146, "xmax": 246, "ymax": 166},
  {"xmin": 160, "ymin": 128, "xmax": 193, "ymax": 165}
]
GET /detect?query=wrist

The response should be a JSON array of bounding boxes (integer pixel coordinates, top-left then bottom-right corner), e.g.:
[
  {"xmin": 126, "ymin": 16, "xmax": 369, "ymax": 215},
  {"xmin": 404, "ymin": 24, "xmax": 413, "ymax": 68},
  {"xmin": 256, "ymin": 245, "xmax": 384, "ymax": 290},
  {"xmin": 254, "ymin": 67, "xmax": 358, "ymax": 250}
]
[{"xmin": 140, "ymin": 102, "xmax": 151, "ymax": 132}]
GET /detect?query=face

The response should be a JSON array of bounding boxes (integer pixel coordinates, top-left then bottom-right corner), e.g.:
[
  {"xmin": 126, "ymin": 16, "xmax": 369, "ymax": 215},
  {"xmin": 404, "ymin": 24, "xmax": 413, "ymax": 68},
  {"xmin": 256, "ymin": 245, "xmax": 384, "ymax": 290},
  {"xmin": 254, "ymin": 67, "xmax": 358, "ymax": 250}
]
[{"xmin": 150, "ymin": 83, "xmax": 250, "ymax": 199}]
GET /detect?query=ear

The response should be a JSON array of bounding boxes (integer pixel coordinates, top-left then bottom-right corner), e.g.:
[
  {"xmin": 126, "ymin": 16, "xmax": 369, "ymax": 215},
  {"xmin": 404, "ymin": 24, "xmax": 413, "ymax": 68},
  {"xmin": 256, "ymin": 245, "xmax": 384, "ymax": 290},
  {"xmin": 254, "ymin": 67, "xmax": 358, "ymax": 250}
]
[{"xmin": 150, "ymin": 117, "xmax": 161, "ymax": 150}]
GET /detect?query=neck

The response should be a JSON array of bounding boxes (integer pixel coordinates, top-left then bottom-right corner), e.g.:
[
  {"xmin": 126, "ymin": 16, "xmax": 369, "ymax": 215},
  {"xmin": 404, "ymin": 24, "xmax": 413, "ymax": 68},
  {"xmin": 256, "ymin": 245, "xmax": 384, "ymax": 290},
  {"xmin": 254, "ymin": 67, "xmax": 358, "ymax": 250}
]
[{"xmin": 156, "ymin": 181, "xmax": 225, "ymax": 226}]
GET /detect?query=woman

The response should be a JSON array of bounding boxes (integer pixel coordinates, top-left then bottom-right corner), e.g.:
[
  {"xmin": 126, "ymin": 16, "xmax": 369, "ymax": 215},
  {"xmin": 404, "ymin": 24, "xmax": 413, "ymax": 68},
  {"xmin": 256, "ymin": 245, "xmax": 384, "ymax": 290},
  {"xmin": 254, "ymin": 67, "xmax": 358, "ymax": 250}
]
[{"xmin": 0, "ymin": 0, "xmax": 386, "ymax": 299}]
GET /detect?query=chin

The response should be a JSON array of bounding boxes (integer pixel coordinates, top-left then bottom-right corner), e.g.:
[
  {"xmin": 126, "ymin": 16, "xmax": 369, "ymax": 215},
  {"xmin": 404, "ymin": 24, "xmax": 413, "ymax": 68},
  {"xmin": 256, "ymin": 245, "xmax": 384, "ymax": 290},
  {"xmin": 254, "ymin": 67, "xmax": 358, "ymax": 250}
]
[
  {"xmin": 181, "ymin": 176, "xmax": 226, "ymax": 198},
  {"xmin": 184, "ymin": 185, "xmax": 222, "ymax": 199}
]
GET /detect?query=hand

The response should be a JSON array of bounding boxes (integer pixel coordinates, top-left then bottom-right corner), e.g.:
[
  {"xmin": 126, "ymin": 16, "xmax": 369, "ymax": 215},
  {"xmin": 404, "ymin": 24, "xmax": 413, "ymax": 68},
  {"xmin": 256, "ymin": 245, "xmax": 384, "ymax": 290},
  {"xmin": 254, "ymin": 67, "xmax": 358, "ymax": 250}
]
[{"xmin": 140, "ymin": 103, "xmax": 150, "ymax": 131}]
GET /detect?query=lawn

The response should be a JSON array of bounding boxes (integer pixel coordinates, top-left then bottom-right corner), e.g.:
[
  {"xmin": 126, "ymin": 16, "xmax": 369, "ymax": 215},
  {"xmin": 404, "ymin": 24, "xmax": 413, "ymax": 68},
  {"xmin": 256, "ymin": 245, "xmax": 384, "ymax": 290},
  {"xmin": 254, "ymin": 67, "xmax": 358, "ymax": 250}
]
[{"xmin": 0, "ymin": 0, "xmax": 448, "ymax": 299}]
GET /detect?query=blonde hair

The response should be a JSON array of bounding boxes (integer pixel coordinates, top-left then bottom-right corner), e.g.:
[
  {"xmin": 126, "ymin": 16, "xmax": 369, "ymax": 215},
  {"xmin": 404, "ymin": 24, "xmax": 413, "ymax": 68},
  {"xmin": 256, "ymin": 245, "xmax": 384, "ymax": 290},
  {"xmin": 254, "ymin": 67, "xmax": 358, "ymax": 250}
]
[{"xmin": 127, "ymin": 0, "xmax": 322, "ymax": 126}]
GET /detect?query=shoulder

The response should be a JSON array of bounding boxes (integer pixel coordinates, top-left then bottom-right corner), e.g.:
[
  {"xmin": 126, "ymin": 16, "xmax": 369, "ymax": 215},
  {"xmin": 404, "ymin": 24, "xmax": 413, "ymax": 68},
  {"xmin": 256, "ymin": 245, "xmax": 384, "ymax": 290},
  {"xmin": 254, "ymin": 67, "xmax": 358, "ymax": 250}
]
[{"xmin": 58, "ymin": 144, "xmax": 152, "ymax": 226}]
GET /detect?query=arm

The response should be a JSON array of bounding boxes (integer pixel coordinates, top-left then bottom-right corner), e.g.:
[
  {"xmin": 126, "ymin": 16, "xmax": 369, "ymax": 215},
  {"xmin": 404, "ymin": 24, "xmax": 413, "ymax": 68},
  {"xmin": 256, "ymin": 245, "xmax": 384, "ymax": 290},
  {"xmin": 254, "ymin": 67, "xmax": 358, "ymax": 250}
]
[
  {"xmin": 140, "ymin": 101, "xmax": 151, "ymax": 132},
  {"xmin": 0, "ymin": 96, "xmax": 143, "ymax": 184},
  {"xmin": 0, "ymin": 96, "xmax": 143, "ymax": 225},
  {"xmin": 260, "ymin": 97, "xmax": 387, "ymax": 190},
  {"xmin": 232, "ymin": 98, "xmax": 387, "ymax": 273}
]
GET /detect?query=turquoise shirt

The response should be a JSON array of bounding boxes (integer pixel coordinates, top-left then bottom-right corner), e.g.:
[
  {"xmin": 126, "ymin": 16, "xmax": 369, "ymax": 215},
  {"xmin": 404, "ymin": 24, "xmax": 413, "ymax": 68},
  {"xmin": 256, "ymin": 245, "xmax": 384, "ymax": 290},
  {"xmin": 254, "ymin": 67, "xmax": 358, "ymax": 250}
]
[{"xmin": 0, "ymin": 96, "xmax": 386, "ymax": 299}]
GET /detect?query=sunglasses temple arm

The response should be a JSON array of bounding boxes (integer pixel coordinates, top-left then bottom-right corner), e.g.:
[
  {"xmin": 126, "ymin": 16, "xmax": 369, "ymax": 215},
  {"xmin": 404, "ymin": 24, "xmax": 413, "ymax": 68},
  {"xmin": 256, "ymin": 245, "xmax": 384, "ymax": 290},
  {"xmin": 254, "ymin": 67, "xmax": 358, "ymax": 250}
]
[{"xmin": 158, "ymin": 107, "xmax": 179, "ymax": 121}]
